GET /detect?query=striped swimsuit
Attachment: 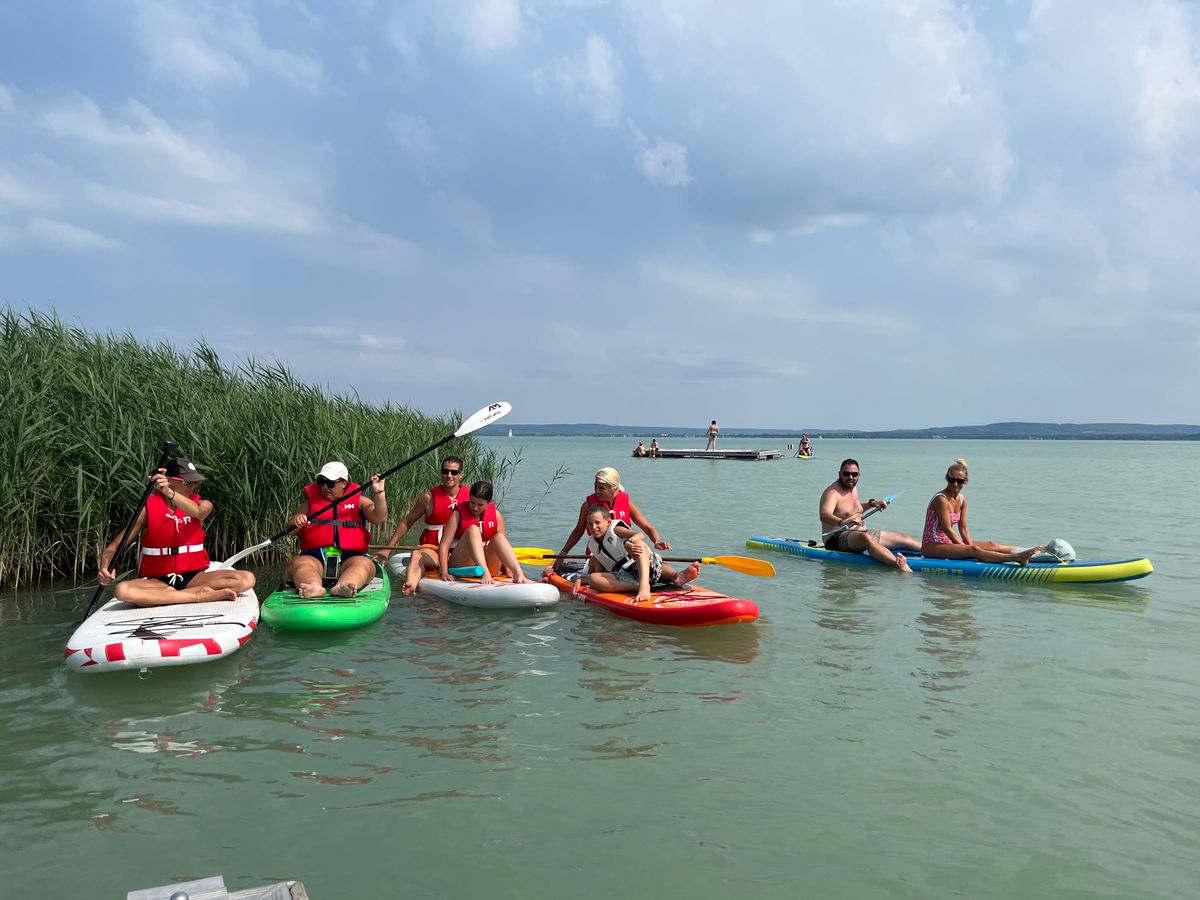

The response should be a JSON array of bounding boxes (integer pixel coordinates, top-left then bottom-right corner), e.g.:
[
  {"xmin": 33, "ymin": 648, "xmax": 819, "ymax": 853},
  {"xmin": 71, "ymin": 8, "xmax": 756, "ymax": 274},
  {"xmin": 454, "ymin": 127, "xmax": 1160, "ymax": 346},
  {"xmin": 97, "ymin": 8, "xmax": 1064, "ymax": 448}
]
[{"xmin": 922, "ymin": 492, "xmax": 960, "ymax": 545}]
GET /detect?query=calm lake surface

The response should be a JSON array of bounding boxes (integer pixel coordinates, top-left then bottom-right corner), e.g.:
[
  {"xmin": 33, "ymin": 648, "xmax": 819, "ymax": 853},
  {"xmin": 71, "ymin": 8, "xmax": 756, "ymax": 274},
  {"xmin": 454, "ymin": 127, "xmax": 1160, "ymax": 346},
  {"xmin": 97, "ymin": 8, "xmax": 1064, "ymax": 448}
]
[{"xmin": 2, "ymin": 437, "xmax": 1197, "ymax": 899}]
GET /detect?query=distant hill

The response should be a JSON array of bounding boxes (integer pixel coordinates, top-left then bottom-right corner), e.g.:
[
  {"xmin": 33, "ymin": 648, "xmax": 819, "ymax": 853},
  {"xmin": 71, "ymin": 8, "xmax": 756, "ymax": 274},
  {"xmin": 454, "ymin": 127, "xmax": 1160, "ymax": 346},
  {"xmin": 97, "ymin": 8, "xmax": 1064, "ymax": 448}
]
[{"xmin": 480, "ymin": 422, "xmax": 1200, "ymax": 440}]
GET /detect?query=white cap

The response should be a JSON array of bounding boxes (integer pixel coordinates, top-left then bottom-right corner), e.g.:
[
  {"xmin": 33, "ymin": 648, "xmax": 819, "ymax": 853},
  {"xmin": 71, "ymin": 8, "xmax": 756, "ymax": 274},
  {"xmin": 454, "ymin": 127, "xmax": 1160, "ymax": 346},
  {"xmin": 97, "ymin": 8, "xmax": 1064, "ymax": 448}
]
[{"xmin": 317, "ymin": 461, "xmax": 349, "ymax": 481}]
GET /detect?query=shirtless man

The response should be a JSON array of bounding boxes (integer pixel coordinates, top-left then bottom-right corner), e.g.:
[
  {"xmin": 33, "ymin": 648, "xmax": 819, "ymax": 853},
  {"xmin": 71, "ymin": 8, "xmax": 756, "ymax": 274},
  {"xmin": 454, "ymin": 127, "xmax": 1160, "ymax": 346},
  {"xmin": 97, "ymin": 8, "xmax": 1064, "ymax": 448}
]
[{"xmin": 818, "ymin": 458, "xmax": 919, "ymax": 573}]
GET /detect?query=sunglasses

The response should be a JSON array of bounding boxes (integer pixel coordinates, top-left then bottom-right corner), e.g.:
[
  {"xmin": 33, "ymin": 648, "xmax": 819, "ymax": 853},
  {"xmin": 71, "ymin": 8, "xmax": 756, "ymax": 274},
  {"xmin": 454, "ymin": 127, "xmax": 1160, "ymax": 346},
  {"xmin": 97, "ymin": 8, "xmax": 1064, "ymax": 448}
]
[
  {"xmin": 840, "ymin": 471, "xmax": 860, "ymax": 478},
  {"xmin": 317, "ymin": 476, "xmax": 346, "ymax": 487},
  {"xmin": 441, "ymin": 468, "xmax": 462, "ymax": 476},
  {"xmin": 946, "ymin": 476, "xmax": 967, "ymax": 485}
]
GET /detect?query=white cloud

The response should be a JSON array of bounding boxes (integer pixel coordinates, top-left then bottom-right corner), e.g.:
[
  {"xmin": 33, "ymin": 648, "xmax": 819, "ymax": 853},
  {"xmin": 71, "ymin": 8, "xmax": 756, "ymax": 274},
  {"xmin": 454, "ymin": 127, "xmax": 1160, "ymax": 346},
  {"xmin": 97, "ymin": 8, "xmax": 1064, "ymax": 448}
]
[
  {"xmin": 451, "ymin": 0, "xmax": 523, "ymax": 58},
  {"xmin": 26, "ymin": 217, "xmax": 121, "ymax": 251},
  {"xmin": 535, "ymin": 33, "xmax": 623, "ymax": 126},
  {"xmin": 387, "ymin": 114, "xmax": 439, "ymax": 170},
  {"xmin": 0, "ymin": 84, "xmax": 14, "ymax": 114},
  {"xmin": 619, "ymin": 0, "xmax": 1010, "ymax": 232},
  {"xmin": 288, "ymin": 325, "xmax": 404, "ymax": 352},
  {"xmin": 133, "ymin": 0, "xmax": 325, "ymax": 93},
  {"xmin": 633, "ymin": 133, "xmax": 691, "ymax": 188},
  {"xmin": 0, "ymin": 167, "xmax": 56, "ymax": 210},
  {"xmin": 40, "ymin": 96, "xmax": 243, "ymax": 184}
]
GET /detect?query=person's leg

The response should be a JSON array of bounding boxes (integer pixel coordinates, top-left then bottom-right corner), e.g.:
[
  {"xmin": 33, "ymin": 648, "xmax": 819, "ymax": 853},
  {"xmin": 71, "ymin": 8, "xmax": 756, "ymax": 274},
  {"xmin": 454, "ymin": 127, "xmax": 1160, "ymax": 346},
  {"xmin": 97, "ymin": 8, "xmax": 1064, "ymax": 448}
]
[
  {"xmin": 402, "ymin": 547, "xmax": 437, "ymax": 595},
  {"xmin": 922, "ymin": 542, "xmax": 1041, "ymax": 564},
  {"xmin": 879, "ymin": 530, "xmax": 922, "ymax": 552},
  {"xmin": 332, "ymin": 555, "xmax": 376, "ymax": 597},
  {"xmin": 584, "ymin": 571, "xmax": 635, "ymax": 594},
  {"xmin": 660, "ymin": 561, "xmax": 702, "ymax": 587},
  {"xmin": 190, "ymin": 569, "xmax": 256, "ymax": 594},
  {"xmin": 486, "ymin": 534, "xmax": 528, "ymax": 583},
  {"xmin": 846, "ymin": 532, "xmax": 911, "ymax": 572},
  {"xmin": 287, "ymin": 555, "xmax": 327, "ymax": 598},
  {"xmin": 113, "ymin": 577, "xmax": 239, "ymax": 607}
]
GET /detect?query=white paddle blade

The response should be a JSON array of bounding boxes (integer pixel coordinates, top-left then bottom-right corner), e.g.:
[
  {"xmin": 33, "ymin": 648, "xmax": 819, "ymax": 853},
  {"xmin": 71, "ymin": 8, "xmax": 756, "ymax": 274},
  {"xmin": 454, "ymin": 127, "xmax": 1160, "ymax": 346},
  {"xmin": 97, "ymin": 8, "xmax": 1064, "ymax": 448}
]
[
  {"xmin": 219, "ymin": 539, "xmax": 272, "ymax": 569},
  {"xmin": 454, "ymin": 401, "xmax": 511, "ymax": 437}
]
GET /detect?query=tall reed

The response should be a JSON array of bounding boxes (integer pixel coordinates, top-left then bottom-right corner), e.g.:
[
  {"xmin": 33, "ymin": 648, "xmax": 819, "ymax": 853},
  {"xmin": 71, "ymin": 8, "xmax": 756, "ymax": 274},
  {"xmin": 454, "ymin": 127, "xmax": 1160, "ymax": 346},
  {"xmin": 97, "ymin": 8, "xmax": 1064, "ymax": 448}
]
[{"xmin": 0, "ymin": 309, "xmax": 504, "ymax": 588}]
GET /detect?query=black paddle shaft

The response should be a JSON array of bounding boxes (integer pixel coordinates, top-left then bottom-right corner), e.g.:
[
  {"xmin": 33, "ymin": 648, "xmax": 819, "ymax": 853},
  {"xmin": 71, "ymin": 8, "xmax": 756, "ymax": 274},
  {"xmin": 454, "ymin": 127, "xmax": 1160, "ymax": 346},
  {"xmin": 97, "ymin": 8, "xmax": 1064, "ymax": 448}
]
[
  {"xmin": 264, "ymin": 432, "xmax": 459, "ymax": 544},
  {"xmin": 81, "ymin": 438, "xmax": 179, "ymax": 620}
]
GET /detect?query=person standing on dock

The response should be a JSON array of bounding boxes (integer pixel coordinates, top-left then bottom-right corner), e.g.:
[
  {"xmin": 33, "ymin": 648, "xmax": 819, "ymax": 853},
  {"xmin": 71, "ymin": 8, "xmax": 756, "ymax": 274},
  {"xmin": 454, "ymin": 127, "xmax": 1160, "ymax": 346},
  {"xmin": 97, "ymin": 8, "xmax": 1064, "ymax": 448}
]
[
  {"xmin": 818, "ymin": 459, "xmax": 919, "ymax": 572},
  {"xmin": 706, "ymin": 420, "xmax": 719, "ymax": 451}
]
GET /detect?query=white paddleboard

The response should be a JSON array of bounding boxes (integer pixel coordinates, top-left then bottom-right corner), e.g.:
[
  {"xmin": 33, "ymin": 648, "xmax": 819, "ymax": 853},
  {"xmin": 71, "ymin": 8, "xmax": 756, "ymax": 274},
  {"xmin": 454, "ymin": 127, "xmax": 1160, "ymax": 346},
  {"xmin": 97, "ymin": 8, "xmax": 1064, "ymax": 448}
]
[
  {"xmin": 65, "ymin": 568, "xmax": 258, "ymax": 674},
  {"xmin": 393, "ymin": 553, "xmax": 559, "ymax": 609}
]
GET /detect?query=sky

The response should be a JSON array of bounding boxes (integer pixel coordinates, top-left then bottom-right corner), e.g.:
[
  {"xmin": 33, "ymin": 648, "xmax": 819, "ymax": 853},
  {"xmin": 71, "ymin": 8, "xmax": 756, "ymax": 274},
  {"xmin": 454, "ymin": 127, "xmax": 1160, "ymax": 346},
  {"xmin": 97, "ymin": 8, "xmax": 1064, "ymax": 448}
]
[{"xmin": 2, "ymin": 0, "xmax": 1199, "ymax": 430}]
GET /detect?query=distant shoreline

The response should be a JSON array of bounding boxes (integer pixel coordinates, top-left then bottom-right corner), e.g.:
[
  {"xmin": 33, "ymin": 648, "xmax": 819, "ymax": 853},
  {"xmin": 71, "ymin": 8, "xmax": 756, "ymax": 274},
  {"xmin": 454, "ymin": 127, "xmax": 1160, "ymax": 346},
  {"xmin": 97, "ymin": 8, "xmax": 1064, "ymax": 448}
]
[{"xmin": 481, "ymin": 423, "xmax": 1200, "ymax": 441}]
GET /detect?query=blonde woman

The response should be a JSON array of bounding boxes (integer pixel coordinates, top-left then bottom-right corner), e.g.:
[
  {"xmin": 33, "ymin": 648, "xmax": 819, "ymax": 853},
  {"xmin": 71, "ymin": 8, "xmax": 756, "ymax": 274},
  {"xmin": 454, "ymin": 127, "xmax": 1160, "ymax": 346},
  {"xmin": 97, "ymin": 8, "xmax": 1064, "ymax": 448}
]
[
  {"xmin": 921, "ymin": 459, "xmax": 1041, "ymax": 564},
  {"xmin": 556, "ymin": 466, "xmax": 670, "ymax": 560}
]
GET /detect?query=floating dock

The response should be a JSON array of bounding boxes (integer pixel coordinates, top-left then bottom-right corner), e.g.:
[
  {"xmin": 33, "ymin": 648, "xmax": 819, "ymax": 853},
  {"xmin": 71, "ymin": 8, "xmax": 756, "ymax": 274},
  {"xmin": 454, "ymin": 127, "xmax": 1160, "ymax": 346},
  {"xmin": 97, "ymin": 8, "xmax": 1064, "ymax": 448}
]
[{"xmin": 632, "ymin": 448, "xmax": 782, "ymax": 460}]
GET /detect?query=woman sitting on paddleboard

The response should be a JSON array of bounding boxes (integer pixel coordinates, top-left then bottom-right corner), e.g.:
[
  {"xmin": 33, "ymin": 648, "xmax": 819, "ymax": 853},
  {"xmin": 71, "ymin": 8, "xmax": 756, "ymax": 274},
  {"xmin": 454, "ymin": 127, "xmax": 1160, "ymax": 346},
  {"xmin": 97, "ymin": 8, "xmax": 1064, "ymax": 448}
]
[
  {"xmin": 401, "ymin": 481, "xmax": 529, "ymax": 595},
  {"xmin": 556, "ymin": 466, "xmax": 670, "ymax": 561},
  {"xmin": 921, "ymin": 459, "xmax": 1041, "ymax": 565},
  {"xmin": 97, "ymin": 458, "xmax": 256, "ymax": 606},
  {"xmin": 287, "ymin": 461, "xmax": 388, "ymax": 598},
  {"xmin": 561, "ymin": 505, "xmax": 699, "ymax": 603}
]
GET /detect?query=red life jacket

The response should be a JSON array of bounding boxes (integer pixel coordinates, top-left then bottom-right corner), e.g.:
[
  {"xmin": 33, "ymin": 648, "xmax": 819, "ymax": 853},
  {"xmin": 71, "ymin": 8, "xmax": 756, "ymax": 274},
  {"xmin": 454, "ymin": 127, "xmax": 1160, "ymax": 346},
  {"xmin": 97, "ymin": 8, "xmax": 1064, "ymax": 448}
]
[
  {"xmin": 454, "ymin": 503, "xmax": 499, "ymax": 544},
  {"xmin": 419, "ymin": 484, "xmax": 471, "ymax": 545},
  {"xmin": 298, "ymin": 481, "xmax": 369, "ymax": 551},
  {"xmin": 586, "ymin": 491, "xmax": 632, "ymax": 527},
  {"xmin": 139, "ymin": 492, "xmax": 210, "ymax": 577}
]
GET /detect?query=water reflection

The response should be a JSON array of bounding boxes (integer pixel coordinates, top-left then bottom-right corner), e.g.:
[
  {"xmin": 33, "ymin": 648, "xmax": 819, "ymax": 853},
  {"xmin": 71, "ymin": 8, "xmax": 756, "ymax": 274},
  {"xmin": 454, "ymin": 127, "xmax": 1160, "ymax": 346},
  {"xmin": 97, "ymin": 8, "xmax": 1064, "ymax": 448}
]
[{"xmin": 914, "ymin": 579, "xmax": 981, "ymax": 699}]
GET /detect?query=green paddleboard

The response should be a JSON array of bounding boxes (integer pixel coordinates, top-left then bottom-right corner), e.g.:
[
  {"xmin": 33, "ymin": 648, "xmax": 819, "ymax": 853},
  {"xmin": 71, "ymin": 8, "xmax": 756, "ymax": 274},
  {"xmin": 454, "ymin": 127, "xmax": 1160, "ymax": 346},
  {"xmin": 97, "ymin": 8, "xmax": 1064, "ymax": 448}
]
[{"xmin": 261, "ymin": 558, "xmax": 390, "ymax": 631}]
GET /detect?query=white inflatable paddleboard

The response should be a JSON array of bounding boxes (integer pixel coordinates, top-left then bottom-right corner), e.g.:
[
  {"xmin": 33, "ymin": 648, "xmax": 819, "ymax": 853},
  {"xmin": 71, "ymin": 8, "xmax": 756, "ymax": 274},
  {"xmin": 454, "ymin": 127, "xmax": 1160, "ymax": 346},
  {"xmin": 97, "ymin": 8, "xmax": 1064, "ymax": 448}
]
[
  {"xmin": 65, "ymin": 571, "xmax": 258, "ymax": 674},
  {"xmin": 392, "ymin": 553, "xmax": 559, "ymax": 609}
]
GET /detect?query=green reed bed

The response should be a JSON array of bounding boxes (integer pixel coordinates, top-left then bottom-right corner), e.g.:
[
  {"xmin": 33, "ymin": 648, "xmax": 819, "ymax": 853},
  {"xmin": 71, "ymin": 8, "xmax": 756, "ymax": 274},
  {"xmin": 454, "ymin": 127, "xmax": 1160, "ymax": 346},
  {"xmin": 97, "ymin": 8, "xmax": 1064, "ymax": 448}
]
[{"xmin": 0, "ymin": 309, "xmax": 505, "ymax": 589}]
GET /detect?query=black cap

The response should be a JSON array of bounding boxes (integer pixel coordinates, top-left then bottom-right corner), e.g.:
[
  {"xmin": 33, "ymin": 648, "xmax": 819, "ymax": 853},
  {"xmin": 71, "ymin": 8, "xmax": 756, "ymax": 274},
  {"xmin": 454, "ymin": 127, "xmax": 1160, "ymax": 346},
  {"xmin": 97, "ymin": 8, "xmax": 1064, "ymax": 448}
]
[{"xmin": 163, "ymin": 457, "xmax": 206, "ymax": 483}]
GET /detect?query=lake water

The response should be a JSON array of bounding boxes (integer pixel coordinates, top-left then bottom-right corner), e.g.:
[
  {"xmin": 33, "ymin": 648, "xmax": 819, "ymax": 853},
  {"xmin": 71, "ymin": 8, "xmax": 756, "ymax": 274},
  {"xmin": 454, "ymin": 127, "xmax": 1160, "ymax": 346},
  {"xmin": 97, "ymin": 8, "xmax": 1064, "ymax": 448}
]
[{"xmin": 2, "ymin": 437, "xmax": 1197, "ymax": 899}]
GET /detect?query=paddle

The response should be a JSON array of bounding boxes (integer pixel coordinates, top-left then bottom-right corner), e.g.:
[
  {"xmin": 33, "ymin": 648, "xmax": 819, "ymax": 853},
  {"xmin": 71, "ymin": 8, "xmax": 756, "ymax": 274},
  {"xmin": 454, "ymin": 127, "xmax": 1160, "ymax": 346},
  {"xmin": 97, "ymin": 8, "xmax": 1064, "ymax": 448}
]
[
  {"xmin": 219, "ymin": 401, "xmax": 512, "ymax": 568},
  {"xmin": 82, "ymin": 439, "xmax": 179, "ymax": 620},
  {"xmin": 819, "ymin": 492, "xmax": 902, "ymax": 540},
  {"xmin": 510, "ymin": 547, "xmax": 775, "ymax": 578}
]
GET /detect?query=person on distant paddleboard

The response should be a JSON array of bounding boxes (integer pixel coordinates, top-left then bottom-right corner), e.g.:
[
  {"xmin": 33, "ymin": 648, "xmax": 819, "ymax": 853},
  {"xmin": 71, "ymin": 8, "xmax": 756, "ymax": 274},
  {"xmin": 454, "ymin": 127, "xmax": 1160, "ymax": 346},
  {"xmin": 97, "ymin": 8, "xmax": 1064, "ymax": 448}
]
[
  {"xmin": 400, "ymin": 480, "xmax": 530, "ymax": 595},
  {"xmin": 97, "ymin": 457, "xmax": 256, "ymax": 606},
  {"xmin": 550, "ymin": 505, "xmax": 700, "ymax": 603},
  {"xmin": 373, "ymin": 455, "xmax": 469, "ymax": 570},
  {"xmin": 706, "ymin": 419, "xmax": 719, "ymax": 451},
  {"xmin": 819, "ymin": 458, "xmax": 919, "ymax": 573},
  {"xmin": 287, "ymin": 461, "xmax": 388, "ymax": 598},
  {"xmin": 921, "ymin": 459, "xmax": 1042, "ymax": 564},
  {"xmin": 556, "ymin": 466, "xmax": 670, "ymax": 563},
  {"xmin": 796, "ymin": 434, "xmax": 812, "ymax": 458}
]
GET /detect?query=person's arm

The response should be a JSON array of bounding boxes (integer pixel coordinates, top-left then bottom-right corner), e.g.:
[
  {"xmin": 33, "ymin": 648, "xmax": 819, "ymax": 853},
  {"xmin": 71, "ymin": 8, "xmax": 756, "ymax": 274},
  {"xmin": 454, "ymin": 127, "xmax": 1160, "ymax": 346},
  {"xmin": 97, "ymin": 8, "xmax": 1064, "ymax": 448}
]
[
  {"xmin": 373, "ymin": 492, "xmax": 430, "ymax": 559},
  {"xmin": 361, "ymin": 474, "xmax": 388, "ymax": 525},
  {"xmin": 558, "ymin": 502, "xmax": 588, "ymax": 557},
  {"xmin": 438, "ymin": 509, "xmax": 460, "ymax": 580},
  {"xmin": 956, "ymin": 497, "xmax": 971, "ymax": 543},
  {"xmin": 154, "ymin": 472, "xmax": 214, "ymax": 522},
  {"xmin": 629, "ymin": 501, "xmax": 669, "ymax": 550},
  {"xmin": 932, "ymin": 496, "xmax": 964, "ymax": 544},
  {"xmin": 98, "ymin": 507, "xmax": 148, "ymax": 586}
]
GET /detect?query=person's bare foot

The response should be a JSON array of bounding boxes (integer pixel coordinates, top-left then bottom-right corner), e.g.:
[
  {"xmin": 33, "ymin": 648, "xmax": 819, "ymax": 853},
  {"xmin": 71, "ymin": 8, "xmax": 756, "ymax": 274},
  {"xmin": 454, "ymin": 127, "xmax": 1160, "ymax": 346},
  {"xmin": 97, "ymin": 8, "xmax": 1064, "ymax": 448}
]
[
  {"xmin": 894, "ymin": 552, "xmax": 912, "ymax": 574},
  {"xmin": 193, "ymin": 586, "xmax": 238, "ymax": 602},
  {"xmin": 511, "ymin": 570, "xmax": 528, "ymax": 584},
  {"xmin": 401, "ymin": 578, "xmax": 419, "ymax": 596},
  {"xmin": 297, "ymin": 582, "xmax": 326, "ymax": 599},
  {"xmin": 673, "ymin": 561, "xmax": 702, "ymax": 587},
  {"xmin": 1014, "ymin": 546, "xmax": 1042, "ymax": 566},
  {"xmin": 331, "ymin": 582, "xmax": 358, "ymax": 598},
  {"xmin": 540, "ymin": 566, "xmax": 555, "ymax": 582},
  {"xmin": 635, "ymin": 586, "xmax": 652, "ymax": 602}
]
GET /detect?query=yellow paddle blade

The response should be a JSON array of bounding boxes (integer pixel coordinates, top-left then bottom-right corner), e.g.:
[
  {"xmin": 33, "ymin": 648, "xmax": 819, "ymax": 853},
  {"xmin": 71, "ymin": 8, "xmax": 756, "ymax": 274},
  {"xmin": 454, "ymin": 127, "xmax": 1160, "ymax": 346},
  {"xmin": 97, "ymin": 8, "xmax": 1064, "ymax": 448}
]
[
  {"xmin": 512, "ymin": 547, "xmax": 556, "ymax": 561},
  {"xmin": 701, "ymin": 556, "xmax": 776, "ymax": 577}
]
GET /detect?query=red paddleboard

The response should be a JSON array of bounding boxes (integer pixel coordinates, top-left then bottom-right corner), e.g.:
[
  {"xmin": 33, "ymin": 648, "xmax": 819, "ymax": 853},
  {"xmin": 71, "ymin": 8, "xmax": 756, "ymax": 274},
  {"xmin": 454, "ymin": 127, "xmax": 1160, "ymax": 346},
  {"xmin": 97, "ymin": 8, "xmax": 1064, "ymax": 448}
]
[{"xmin": 543, "ymin": 568, "xmax": 757, "ymax": 627}]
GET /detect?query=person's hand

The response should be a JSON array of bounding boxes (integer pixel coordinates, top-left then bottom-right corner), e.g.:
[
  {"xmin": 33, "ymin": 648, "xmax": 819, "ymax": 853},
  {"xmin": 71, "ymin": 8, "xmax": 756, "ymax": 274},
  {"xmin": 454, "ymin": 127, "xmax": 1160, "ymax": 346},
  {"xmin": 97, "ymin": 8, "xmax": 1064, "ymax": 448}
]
[
  {"xmin": 654, "ymin": 539, "xmax": 671, "ymax": 550},
  {"xmin": 442, "ymin": 571, "xmax": 456, "ymax": 583},
  {"xmin": 292, "ymin": 513, "xmax": 309, "ymax": 528},
  {"xmin": 98, "ymin": 563, "xmax": 116, "ymax": 586},
  {"xmin": 150, "ymin": 470, "xmax": 172, "ymax": 496},
  {"xmin": 370, "ymin": 473, "xmax": 386, "ymax": 495},
  {"xmin": 876, "ymin": 499, "xmax": 889, "ymax": 510}
]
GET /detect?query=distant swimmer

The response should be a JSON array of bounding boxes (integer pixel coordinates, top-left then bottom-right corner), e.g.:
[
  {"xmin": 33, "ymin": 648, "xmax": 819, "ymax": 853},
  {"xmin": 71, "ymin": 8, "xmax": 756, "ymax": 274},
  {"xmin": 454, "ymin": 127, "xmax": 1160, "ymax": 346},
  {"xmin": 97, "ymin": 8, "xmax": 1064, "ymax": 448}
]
[
  {"xmin": 706, "ymin": 419, "xmax": 719, "ymax": 451},
  {"xmin": 818, "ymin": 458, "xmax": 919, "ymax": 572},
  {"xmin": 921, "ymin": 459, "xmax": 1042, "ymax": 564}
]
